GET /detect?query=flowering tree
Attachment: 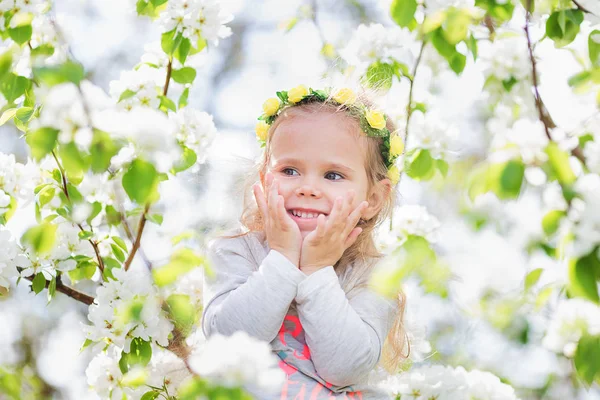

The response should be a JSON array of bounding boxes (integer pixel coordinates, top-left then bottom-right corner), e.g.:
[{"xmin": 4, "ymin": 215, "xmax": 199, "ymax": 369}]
[{"xmin": 0, "ymin": 0, "xmax": 599, "ymax": 399}]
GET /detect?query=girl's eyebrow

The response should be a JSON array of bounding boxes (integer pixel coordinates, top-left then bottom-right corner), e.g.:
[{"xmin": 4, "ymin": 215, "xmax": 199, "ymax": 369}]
[{"xmin": 276, "ymin": 158, "xmax": 355, "ymax": 174}]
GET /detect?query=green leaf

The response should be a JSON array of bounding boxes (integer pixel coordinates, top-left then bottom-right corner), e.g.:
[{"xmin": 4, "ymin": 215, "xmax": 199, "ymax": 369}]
[
  {"xmin": 30, "ymin": 44, "xmax": 55, "ymax": 58},
  {"xmin": 406, "ymin": 149, "xmax": 435, "ymax": 180},
  {"xmin": 48, "ymin": 276, "xmax": 56, "ymax": 300},
  {"xmin": 58, "ymin": 142, "xmax": 87, "ymax": 182},
  {"xmin": 0, "ymin": 73, "xmax": 31, "ymax": 103},
  {"xmin": 8, "ymin": 24, "xmax": 32, "ymax": 45},
  {"xmin": 32, "ymin": 272, "xmax": 46, "ymax": 294},
  {"xmin": 111, "ymin": 243, "xmax": 126, "ymax": 263},
  {"xmin": 171, "ymin": 146, "xmax": 197, "ymax": 173},
  {"xmin": 545, "ymin": 142, "xmax": 576, "ymax": 185},
  {"xmin": 141, "ymin": 392, "xmax": 160, "ymax": 400},
  {"xmin": 152, "ymin": 248, "xmax": 205, "ymax": 287},
  {"xmin": 119, "ymin": 338, "xmax": 152, "ymax": 374},
  {"xmin": 0, "ymin": 108, "xmax": 17, "ymax": 126},
  {"xmin": 146, "ymin": 214, "xmax": 163, "ymax": 225},
  {"xmin": 112, "ymin": 236, "xmax": 128, "ymax": 252},
  {"xmin": 0, "ymin": 50, "xmax": 12, "ymax": 80},
  {"xmin": 524, "ymin": 268, "xmax": 543, "ymax": 291},
  {"xmin": 546, "ymin": 10, "xmax": 584, "ymax": 48},
  {"xmin": 166, "ymin": 294, "xmax": 196, "ymax": 335},
  {"xmin": 171, "ymin": 67, "xmax": 196, "ymax": 84},
  {"xmin": 436, "ymin": 159, "xmax": 449, "ymax": 177},
  {"xmin": 119, "ymin": 89, "xmax": 137, "ymax": 103},
  {"xmin": 15, "ymin": 106, "xmax": 34, "ymax": 123},
  {"xmin": 390, "ymin": 0, "xmax": 417, "ymax": 29},
  {"xmin": 33, "ymin": 61, "xmax": 85, "ymax": 86},
  {"xmin": 499, "ymin": 159, "xmax": 524, "ymax": 199},
  {"xmin": 574, "ymin": 335, "xmax": 600, "ymax": 385},
  {"xmin": 78, "ymin": 230, "xmax": 94, "ymax": 240},
  {"xmin": 68, "ymin": 260, "xmax": 97, "ymax": 282},
  {"xmin": 178, "ymin": 87, "xmax": 189, "ymax": 109},
  {"xmin": 542, "ymin": 210, "xmax": 565, "ymax": 236},
  {"xmin": 568, "ymin": 253, "xmax": 600, "ymax": 303},
  {"xmin": 37, "ymin": 185, "xmax": 55, "ymax": 207},
  {"xmin": 175, "ymin": 37, "xmax": 191, "ymax": 65},
  {"xmin": 589, "ymin": 30, "xmax": 600, "ymax": 67},
  {"xmin": 161, "ymin": 29, "xmax": 183, "ymax": 55},
  {"xmin": 159, "ymin": 95, "xmax": 176, "ymax": 112},
  {"xmin": 21, "ymin": 222, "xmax": 57, "ymax": 255},
  {"xmin": 90, "ymin": 129, "xmax": 120, "ymax": 173},
  {"xmin": 442, "ymin": 8, "xmax": 471, "ymax": 45},
  {"xmin": 475, "ymin": 0, "xmax": 515, "ymax": 22},
  {"xmin": 122, "ymin": 159, "xmax": 159, "ymax": 204},
  {"xmin": 363, "ymin": 62, "xmax": 395, "ymax": 90}
]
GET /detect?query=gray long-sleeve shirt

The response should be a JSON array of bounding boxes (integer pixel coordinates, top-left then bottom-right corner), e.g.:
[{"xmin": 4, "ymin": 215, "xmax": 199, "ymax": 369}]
[{"xmin": 201, "ymin": 230, "xmax": 397, "ymax": 399}]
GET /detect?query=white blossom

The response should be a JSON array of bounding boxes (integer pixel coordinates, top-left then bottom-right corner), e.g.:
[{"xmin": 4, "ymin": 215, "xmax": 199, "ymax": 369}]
[
  {"xmin": 376, "ymin": 205, "xmax": 440, "ymax": 254},
  {"xmin": 108, "ymin": 64, "xmax": 165, "ymax": 111},
  {"xmin": 565, "ymin": 174, "xmax": 600, "ymax": 257},
  {"xmin": 583, "ymin": 140, "xmax": 600, "ymax": 174},
  {"xmin": 377, "ymin": 365, "xmax": 520, "ymax": 399},
  {"xmin": 169, "ymin": 107, "xmax": 217, "ymax": 165},
  {"xmin": 84, "ymin": 267, "xmax": 173, "ymax": 352},
  {"xmin": 188, "ymin": 330, "xmax": 285, "ymax": 393},
  {"xmin": 340, "ymin": 23, "xmax": 415, "ymax": 73},
  {"xmin": 407, "ymin": 111, "xmax": 459, "ymax": 159},
  {"xmin": 0, "ymin": 152, "xmax": 40, "ymax": 208},
  {"xmin": 94, "ymin": 107, "xmax": 182, "ymax": 173},
  {"xmin": 0, "ymin": 226, "xmax": 24, "ymax": 288},
  {"xmin": 542, "ymin": 298, "xmax": 600, "ymax": 357},
  {"xmin": 158, "ymin": 0, "xmax": 233, "ymax": 48}
]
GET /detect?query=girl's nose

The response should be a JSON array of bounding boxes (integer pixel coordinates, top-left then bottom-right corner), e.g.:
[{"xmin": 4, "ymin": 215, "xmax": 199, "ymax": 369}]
[{"xmin": 295, "ymin": 184, "xmax": 322, "ymax": 198}]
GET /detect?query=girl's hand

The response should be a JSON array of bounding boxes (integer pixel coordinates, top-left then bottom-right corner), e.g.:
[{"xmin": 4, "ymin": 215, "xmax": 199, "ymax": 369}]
[
  {"xmin": 299, "ymin": 190, "xmax": 368, "ymax": 275},
  {"xmin": 253, "ymin": 172, "xmax": 303, "ymax": 267}
]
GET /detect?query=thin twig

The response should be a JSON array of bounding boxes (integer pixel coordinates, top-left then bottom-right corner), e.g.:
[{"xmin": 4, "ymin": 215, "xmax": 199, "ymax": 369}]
[
  {"xmin": 123, "ymin": 204, "xmax": 151, "ymax": 271},
  {"xmin": 524, "ymin": 2, "xmax": 587, "ymax": 164},
  {"xmin": 51, "ymin": 151, "xmax": 105, "ymax": 272},
  {"xmin": 573, "ymin": 0, "xmax": 592, "ymax": 14},
  {"xmin": 163, "ymin": 58, "xmax": 173, "ymax": 96},
  {"xmin": 524, "ymin": 3, "xmax": 553, "ymax": 142},
  {"xmin": 24, "ymin": 274, "xmax": 94, "ymax": 305},
  {"xmin": 395, "ymin": 40, "xmax": 427, "ymax": 193}
]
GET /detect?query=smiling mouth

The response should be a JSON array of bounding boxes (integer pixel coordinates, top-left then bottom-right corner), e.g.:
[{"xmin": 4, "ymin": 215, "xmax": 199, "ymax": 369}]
[{"xmin": 288, "ymin": 209, "xmax": 328, "ymax": 219}]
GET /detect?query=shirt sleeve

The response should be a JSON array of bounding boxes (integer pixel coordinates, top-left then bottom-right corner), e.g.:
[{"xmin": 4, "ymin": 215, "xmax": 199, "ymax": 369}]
[
  {"xmin": 201, "ymin": 236, "xmax": 307, "ymax": 343},
  {"xmin": 295, "ymin": 265, "xmax": 399, "ymax": 387}
]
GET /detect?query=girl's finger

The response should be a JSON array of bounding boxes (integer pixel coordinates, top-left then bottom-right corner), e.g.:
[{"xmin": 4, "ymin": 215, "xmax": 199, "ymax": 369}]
[
  {"xmin": 343, "ymin": 201, "xmax": 368, "ymax": 237},
  {"xmin": 253, "ymin": 183, "xmax": 269, "ymax": 222},
  {"xmin": 344, "ymin": 227, "xmax": 363, "ymax": 249},
  {"xmin": 339, "ymin": 190, "xmax": 354, "ymax": 221},
  {"xmin": 268, "ymin": 180, "xmax": 279, "ymax": 222},
  {"xmin": 326, "ymin": 196, "xmax": 343, "ymax": 231},
  {"xmin": 276, "ymin": 195, "xmax": 291, "ymax": 227}
]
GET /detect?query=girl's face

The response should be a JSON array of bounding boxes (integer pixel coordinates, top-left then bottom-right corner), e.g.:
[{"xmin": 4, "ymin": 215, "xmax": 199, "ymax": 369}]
[{"xmin": 266, "ymin": 111, "xmax": 373, "ymax": 239}]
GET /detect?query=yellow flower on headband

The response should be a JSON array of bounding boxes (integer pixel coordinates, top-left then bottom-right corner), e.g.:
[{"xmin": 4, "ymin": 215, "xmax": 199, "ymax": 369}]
[
  {"xmin": 389, "ymin": 135, "xmax": 404, "ymax": 157},
  {"xmin": 333, "ymin": 88, "xmax": 357, "ymax": 105},
  {"xmin": 387, "ymin": 165, "xmax": 400, "ymax": 185},
  {"xmin": 255, "ymin": 121, "xmax": 270, "ymax": 142},
  {"xmin": 365, "ymin": 109, "xmax": 386, "ymax": 130},
  {"xmin": 263, "ymin": 98, "xmax": 280, "ymax": 117},
  {"xmin": 288, "ymin": 85, "xmax": 309, "ymax": 103}
]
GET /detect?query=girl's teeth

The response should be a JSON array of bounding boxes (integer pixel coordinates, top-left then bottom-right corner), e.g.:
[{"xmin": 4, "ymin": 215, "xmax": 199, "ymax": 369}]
[{"xmin": 292, "ymin": 210, "xmax": 319, "ymax": 219}]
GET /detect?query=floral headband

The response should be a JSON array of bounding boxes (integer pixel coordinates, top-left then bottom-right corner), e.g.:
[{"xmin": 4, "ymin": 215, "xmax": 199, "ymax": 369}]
[{"xmin": 254, "ymin": 85, "xmax": 404, "ymax": 184}]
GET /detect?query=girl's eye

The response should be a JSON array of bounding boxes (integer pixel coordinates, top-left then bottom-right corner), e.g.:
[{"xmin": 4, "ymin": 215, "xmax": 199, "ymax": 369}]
[
  {"xmin": 325, "ymin": 172, "xmax": 343, "ymax": 181},
  {"xmin": 282, "ymin": 168, "xmax": 298, "ymax": 176}
]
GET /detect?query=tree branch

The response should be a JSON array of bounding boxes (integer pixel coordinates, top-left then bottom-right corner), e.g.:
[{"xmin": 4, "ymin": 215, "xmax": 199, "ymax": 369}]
[
  {"xmin": 163, "ymin": 58, "xmax": 173, "ymax": 97},
  {"xmin": 24, "ymin": 274, "xmax": 94, "ymax": 305},
  {"xmin": 51, "ymin": 150, "xmax": 106, "ymax": 272},
  {"xmin": 123, "ymin": 204, "xmax": 151, "ymax": 271},
  {"xmin": 524, "ymin": 4, "xmax": 586, "ymax": 164},
  {"xmin": 572, "ymin": 0, "xmax": 592, "ymax": 14}
]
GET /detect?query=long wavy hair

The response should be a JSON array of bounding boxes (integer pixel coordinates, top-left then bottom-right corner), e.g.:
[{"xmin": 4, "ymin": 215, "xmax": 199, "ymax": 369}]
[{"xmin": 222, "ymin": 88, "xmax": 409, "ymax": 375}]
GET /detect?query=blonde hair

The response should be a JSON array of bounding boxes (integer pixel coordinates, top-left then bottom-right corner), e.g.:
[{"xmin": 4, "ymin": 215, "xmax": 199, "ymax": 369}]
[{"xmin": 224, "ymin": 88, "xmax": 409, "ymax": 375}]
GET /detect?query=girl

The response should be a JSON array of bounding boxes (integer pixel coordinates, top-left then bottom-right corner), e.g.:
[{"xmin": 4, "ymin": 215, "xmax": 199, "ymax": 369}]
[{"xmin": 201, "ymin": 85, "xmax": 407, "ymax": 399}]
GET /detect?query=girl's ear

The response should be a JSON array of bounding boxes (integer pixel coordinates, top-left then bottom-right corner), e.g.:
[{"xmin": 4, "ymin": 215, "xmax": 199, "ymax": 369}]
[{"xmin": 363, "ymin": 178, "xmax": 392, "ymax": 220}]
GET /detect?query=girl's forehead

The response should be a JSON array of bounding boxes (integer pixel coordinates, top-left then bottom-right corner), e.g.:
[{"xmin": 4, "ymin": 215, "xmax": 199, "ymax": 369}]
[{"xmin": 270, "ymin": 113, "xmax": 366, "ymax": 165}]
